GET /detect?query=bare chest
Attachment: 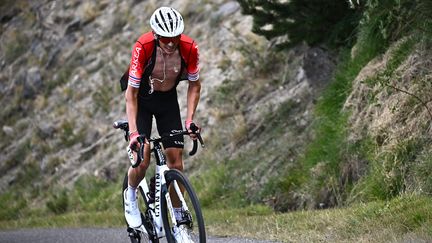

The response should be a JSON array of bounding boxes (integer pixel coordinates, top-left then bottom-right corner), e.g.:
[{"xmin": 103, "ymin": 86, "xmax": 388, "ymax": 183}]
[{"xmin": 149, "ymin": 48, "xmax": 181, "ymax": 92}]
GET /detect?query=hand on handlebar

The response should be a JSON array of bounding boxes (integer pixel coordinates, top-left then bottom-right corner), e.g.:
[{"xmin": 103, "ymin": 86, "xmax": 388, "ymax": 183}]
[
  {"xmin": 128, "ymin": 132, "xmax": 149, "ymax": 168},
  {"xmin": 129, "ymin": 131, "xmax": 140, "ymax": 151},
  {"xmin": 185, "ymin": 120, "xmax": 201, "ymax": 140},
  {"xmin": 128, "ymin": 131, "xmax": 140, "ymax": 165}
]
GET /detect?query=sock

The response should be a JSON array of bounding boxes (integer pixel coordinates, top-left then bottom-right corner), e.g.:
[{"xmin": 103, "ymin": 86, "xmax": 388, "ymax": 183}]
[
  {"xmin": 127, "ymin": 184, "xmax": 137, "ymax": 201},
  {"xmin": 174, "ymin": 207, "xmax": 183, "ymax": 221}
]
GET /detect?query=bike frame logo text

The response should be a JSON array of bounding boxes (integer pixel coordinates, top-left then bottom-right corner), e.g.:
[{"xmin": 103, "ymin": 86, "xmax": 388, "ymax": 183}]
[{"xmin": 154, "ymin": 173, "xmax": 161, "ymax": 217}]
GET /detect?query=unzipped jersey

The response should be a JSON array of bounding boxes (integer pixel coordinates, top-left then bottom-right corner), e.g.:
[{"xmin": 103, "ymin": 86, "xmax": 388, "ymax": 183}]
[{"xmin": 120, "ymin": 32, "xmax": 200, "ymax": 92}]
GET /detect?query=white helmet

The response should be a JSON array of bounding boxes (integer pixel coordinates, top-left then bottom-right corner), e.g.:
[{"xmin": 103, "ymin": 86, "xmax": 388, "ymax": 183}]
[{"xmin": 150, "ymin": 7, "xmax": 184, "ymax": 37}]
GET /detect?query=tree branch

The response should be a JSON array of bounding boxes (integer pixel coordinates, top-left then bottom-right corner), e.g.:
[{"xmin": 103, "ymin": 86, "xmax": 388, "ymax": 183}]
[{"xmin": 384, "ymin": 83, "xmax": 432, "ymax": 120}]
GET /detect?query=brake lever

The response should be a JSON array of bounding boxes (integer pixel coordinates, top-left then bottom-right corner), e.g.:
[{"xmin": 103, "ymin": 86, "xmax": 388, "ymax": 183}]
[
  {"xmin": 127, "ymin": 135, "xmax": 146, "ymax": 168},
  {"xmin": 189, "ymin": 123, "xmax": 205, "ymax": 148}
]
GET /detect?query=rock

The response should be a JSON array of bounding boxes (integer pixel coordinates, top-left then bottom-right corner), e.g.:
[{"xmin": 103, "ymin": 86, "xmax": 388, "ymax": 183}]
[
  {"xmin": 86, "ymin": 56, "xmax": 103, "ymax": 72},
  {"xmin": 30, "ymin": 42, "xmax": 47, "ymax": 62},
  {"xmin": 23, "ymin": 67, "xmax": 43, "ymax": 99},
  {"xmin": 303, "ymin": 47, "xmax": 336, "ymax": 88},
  {"xmin": 2, "ymin": 126, "xmax": 14, "ymax": 136},
  {"xmin": 37, "ymin": 124, "xmax": 55, "ymax": 139},
  {"xmin": 216, "ymin": 1, "xmax": 240, "ymax": 17},
  {"xmin": 45, "ymin": 47, "xmax": 61, "ymax": 69},
  {"xmin": 64, "ymin": 18, "xmax": 81, "ymax": 35},
  {"xmin": 0, "ymin": 7, "xmax": 21, "ymax": 24},
  {"xmin": 83, "ymin": 129, "xmax": 100, "ymax": 147},
  {"xmin": 296, "ymin": 67, "xmax": 306, "ymax": 83}
]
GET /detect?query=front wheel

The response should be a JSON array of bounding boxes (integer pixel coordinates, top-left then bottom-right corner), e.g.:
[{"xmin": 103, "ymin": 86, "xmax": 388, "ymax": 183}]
[{"xmin": 162, "ymin": 169, "xmax": 206, "ymax": 243}]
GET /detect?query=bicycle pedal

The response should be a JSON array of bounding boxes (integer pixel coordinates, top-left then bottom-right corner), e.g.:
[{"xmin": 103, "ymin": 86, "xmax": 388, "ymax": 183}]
[
  {"xmin": 176, "ymin": 219, "xmax": 191, "ymax": 227},
  {"xmin": 127, "ymin": 227, "xmax": 140, "ymax": 237}
]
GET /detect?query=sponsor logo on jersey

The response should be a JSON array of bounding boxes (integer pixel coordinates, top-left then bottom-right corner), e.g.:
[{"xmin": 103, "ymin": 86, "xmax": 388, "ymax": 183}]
[{"xmin": 130, "ymin": 46, "xmax": 141, "ymax": 76}]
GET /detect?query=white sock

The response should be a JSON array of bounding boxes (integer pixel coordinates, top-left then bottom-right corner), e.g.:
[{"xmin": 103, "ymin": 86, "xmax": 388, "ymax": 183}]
[
  {"xmin": 127, "ymin": 185, "xmax": 137, "ymax": 201},
  {"xmin": 174, "ymin": 207, "xmax": 183, "ymax": 221}
]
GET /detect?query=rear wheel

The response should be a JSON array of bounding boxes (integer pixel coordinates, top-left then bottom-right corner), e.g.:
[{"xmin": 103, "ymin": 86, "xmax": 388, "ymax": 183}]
[{"xmin": 162, "ymin": 169, "xmax": 206, "ymax": 243}]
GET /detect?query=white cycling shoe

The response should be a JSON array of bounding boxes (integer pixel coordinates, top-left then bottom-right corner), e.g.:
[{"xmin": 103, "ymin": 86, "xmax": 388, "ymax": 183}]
[
  {"xmin": 173, "ymin": 225, "xmax": 193, "ymax": 243},
  {"xmin": 124, "ymin": 188, "xmax": 142, "ymax": 228}
]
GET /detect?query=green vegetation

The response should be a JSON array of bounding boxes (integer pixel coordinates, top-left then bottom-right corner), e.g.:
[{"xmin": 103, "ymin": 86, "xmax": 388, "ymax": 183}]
[
  {"xmin": 214, "ymin": 0, "xmax": 432, "ymax": 213},
  {"xmin": 0, "ymin": 175, "xmax": 121, "ymax": 224},
  {"xmin": 205, "ymin": 194, "xmax": 432, "ymax": 242},
  {"xmin": 92, "ymin": 82, "xmax": 114, "ymax": 113},
  {"xmin": 69, "ymin": 175, "xmax": 120, "ymax": 212},
  {"xmin": 46, "ymin": 190, "xmax": 70, "ymax": 214},
  {"xmin": 0, "ymin": 192, "xmax": 28, "ymax": 221},
  {"xmin": 237, "ymin": 0, "xmax": 361, "ymax": 49},
  {"xmin": 44, "ymin": 176, "xmax": 121, "ymax": 215},
  {"xmin": 192, "ymin": 157, "xmax": 253, "ymax": 209},
  {"xmin": 3, "ymin": 30, "xmax": 30, "ymax": 63},
  {"xmin": 277, "ymin": 0, "xmax": 432, "ymax": 208},
  {"xmin": 2, "ymin": 194, "xmax": 432, "ymax": 242}
]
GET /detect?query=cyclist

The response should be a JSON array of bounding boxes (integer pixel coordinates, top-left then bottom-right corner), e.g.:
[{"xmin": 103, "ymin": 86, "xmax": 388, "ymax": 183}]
[{"xmin": 122, "ymin": 6, "xmax": 201, "ymax": 237}]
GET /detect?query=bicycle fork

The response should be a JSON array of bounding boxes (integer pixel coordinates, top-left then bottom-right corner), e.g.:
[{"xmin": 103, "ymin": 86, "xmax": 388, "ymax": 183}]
[
  {"xmin": 148, "ymin": 143, "xmax": 192, "ymax": 238},
  {"xmin": 147, "ymin": 166, "xmax": 191, "ymax": 237}
]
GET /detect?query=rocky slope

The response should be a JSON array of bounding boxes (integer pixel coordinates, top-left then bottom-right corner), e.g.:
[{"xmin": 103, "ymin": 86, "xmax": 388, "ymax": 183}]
[
  {"xmin": 0, "ymin": 0, "xmax": 335, "ymax": 204},
  {"xmin": 343, "ymin": 38, "xmax": 432, "ymax": 201}
]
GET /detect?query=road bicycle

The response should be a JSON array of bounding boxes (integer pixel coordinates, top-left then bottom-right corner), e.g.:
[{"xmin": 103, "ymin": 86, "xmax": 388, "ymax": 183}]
[{"xmin": 113, "ymin": 119, "xmax": 206, "ymax": 243}]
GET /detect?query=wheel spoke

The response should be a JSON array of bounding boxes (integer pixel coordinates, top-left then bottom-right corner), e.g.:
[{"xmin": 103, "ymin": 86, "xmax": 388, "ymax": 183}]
[{"xmin": 162, "ymin": 170, "xmax": 206, "ymax": 243}]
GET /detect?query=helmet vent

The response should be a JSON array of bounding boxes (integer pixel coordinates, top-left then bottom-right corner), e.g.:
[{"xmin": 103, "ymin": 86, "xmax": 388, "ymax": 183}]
[{"xmin": 167, "ymin": 12, "xmax": 174, "ymax": 32}]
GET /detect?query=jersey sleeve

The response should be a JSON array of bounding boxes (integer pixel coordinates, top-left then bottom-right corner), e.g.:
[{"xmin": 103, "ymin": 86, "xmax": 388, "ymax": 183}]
[
  {"xmin": 187, "ymin": 42, "xmax": 200, "ymax": 81},
  {"xmin": 128, "ymin": 42, "xmax": 146, "ymax": 88}
]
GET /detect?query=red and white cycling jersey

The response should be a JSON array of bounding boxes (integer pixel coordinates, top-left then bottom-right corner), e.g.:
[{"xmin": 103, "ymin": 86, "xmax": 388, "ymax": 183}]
[{"xmin": 127, "ymin": 32, "xmax": 200, "ymax": 89}]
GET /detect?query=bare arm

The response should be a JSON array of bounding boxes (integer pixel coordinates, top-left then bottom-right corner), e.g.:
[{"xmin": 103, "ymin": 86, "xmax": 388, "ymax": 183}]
[
  {"xmin": 125, "ymin": 86, "xmax": 139, "ymax": 134},
  {"xmin": 186, "ymin": 79, "xmax": 201, "ymax": 122}
]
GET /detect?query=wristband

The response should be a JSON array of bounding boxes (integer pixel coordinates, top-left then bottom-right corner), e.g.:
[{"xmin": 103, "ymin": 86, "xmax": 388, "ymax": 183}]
[
  {"xmin": 185, "ymin": 120, "xmax": 193, "ymax": 129},
  {"xmin": 129, "ymin": 130, "xmax": 139, "ymax": 139}
]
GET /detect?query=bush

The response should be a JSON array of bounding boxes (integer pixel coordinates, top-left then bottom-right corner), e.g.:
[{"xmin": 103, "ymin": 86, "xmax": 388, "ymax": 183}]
[
  {"xmin": 0, "ymin": 193, "xmax": 27, "ymax": 220},
  {"xmin": 237, "ymin": 0, "xmax": 361, "ymax": 49},
  {"xmin": 356, "ymin": 0, "xmax": 432, "ymax": 56},
  {"xmin": 46, "ymin": 190, "xmax": 69, "ymax": 214}
]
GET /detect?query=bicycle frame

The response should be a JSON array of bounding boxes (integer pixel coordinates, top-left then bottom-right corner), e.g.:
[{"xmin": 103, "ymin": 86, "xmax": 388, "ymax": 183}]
[
  {"xmin": 114, "ymin": 119, "xmax": 204, "ymax": 242},
  {"xmin": 128, "ymin": 139, "xmax": 190, "ymax": 239}
]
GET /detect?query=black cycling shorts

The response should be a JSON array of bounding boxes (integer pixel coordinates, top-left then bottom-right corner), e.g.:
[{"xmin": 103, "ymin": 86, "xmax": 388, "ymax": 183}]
[{"xmin": 136, "ymin": 89, "xmax": 184, "ymax": 149}]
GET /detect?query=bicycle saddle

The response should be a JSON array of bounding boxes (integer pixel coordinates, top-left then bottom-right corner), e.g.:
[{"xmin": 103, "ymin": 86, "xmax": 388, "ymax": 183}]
[{"xmin": 113, "ymin": 119, "xmax": 129, "ymax": 131}]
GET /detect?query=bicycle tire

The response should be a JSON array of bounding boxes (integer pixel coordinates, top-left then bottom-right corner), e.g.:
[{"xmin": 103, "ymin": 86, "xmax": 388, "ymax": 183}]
[
  {"xmin": 161, "ymin": 169, "xmax": 206, "ymax": 243},
  {"xmin": 122, "ymin": 173, "xmax": 159, "ymax": 243}
]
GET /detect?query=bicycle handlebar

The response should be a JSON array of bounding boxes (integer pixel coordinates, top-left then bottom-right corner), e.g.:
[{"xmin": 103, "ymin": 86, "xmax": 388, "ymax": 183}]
[{"xmin": 113, "ymin": 120, "xmax": 204, "ymax": 168}]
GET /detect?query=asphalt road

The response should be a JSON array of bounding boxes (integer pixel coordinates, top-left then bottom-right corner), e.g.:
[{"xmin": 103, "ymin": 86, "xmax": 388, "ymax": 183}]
[{"xmin": 0, "ymin": 228, "xmax": 281, "ymax": 243}]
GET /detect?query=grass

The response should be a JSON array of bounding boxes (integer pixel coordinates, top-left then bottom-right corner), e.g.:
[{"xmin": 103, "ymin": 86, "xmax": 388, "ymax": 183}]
[
  {"xmin": 3, "ymin": 27, "xmax": 31, "ymax": 64},
  {"xmin": 1, "ymin": 194, "xmax": 431, "ymax": 242},
  {"xmin": 272, "ymin": 44, "xmax": 379, "ymax": 208},
  {"xmin": 0, "ymin": 211, "xmax": 124, "ymax": 229},
  {"xmin": 92, "ymin": 82, "xmax": 115, "ymax": 113},
  {"xmin": 344, "ymin": 35, "xmax": 431, "ymax": 203},
  {"xmin": 272, "ymin": 0, "xmax": 432, "ymax": 208},
  {"xmin": 191, "ymin": 157, "xmax": 254, "ymax": 209}
]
